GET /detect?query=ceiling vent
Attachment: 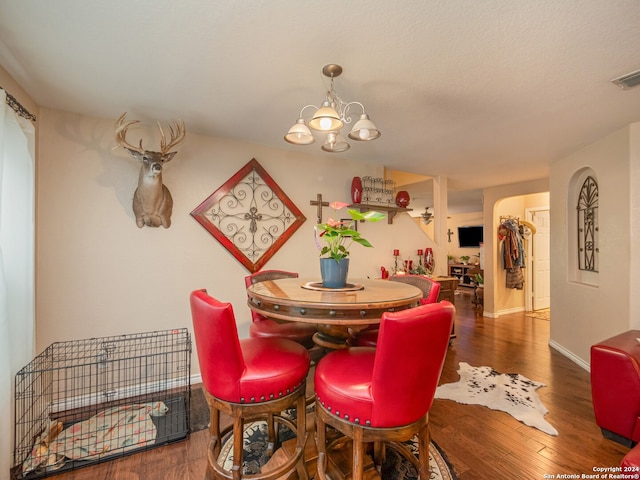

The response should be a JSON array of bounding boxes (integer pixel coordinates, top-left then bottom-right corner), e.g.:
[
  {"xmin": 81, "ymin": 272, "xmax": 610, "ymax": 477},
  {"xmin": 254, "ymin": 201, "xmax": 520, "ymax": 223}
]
[{"xmin": 611, "ymin": 69, "xmax": 640, "ymax": 90}]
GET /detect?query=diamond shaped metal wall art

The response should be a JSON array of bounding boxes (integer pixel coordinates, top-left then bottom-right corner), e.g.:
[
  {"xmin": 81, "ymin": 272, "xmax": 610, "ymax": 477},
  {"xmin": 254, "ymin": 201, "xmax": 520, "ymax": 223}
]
[{"xmin": 191, "ymin": 158, "xmax": 306, "ymax": 272}]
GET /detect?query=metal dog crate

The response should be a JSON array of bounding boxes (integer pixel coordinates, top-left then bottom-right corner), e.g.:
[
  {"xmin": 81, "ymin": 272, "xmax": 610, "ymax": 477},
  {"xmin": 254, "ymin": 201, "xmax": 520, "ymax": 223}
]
[{"xmin": 12, "ymin": 329, "xmax": 191, "ymax": 479}]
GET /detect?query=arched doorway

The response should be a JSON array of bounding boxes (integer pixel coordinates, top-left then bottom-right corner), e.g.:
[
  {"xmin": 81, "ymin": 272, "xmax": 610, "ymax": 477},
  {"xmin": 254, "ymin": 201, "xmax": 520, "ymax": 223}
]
[{"xmin": 490, "ymin": 191, "xmax": 549, "ymax": 316}]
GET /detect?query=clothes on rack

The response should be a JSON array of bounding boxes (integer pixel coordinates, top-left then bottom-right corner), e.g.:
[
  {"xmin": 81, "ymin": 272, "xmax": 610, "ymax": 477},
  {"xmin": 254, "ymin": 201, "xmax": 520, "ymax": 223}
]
[
  {"xmin": 505, "ymin": 266, "xmax": 524, "ymax": 290},
  {"xmin": 498, "ymin": 217, "xmax": 525, "ymax": 289}
]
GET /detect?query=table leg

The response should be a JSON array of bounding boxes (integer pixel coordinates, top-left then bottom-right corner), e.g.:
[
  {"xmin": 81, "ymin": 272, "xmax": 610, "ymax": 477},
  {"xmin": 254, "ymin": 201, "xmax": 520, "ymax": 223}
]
[{"xmin": 313, "ymin": 324, "xmax": 369, "ymax": 349}]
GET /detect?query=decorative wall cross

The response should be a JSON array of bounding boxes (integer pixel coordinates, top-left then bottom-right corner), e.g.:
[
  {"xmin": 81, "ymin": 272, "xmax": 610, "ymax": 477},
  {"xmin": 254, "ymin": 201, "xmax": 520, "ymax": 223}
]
[
  {"xmin": 447, "ymin": 228, "xmax": 454, "ymax": 243},
  {"xmin": 310, "ymin": 193, "xmax": 329, "ymax": 224}
]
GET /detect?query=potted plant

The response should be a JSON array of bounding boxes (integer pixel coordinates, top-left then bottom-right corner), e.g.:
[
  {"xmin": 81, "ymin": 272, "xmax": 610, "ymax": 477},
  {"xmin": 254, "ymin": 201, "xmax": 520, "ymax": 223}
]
[
  {"xmin": 447, "ymin": 254, "xmax": 454, "ymax": 264},
  {"xmin": 410, "ymin": 263, "xmax": 429, "ymax": 276},
  {"xmin": 315, "ymin": 201, "xmax": 385, "ymax": 288},
  {"xmin": 460, "ymin": 255, "xmax": 470, "ymax": 265},
  {"xmin": 472, "ymin": 272, "xmax": 484, "ymax": 307}
]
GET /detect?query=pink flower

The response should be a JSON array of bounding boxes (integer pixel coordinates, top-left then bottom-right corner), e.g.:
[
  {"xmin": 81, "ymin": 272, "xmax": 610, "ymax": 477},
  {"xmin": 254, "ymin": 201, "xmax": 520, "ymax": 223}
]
[
  {"xmin": 326, "ymin": 217, "xmax": 341, "ymax": 228},
  {"xmin": 329, "ymin": 201, "xmax": 349, "ymax": 210},
  {"xmin": 316, "ymin": 201, "xmax": 384, "ymax": 261}
]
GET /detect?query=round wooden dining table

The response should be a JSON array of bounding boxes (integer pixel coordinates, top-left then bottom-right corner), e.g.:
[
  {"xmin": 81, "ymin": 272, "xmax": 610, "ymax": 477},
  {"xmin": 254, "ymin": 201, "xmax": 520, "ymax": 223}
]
[{"xmin": 246, "ymin": 277, "xmax": 423, "ymax": 349}]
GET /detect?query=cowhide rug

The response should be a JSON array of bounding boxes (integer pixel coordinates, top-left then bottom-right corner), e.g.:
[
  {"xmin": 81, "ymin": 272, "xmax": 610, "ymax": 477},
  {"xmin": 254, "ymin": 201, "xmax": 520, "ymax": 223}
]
[{"xmin": 435, "ymin": 362, "xmax": 558, "ymax": 436}]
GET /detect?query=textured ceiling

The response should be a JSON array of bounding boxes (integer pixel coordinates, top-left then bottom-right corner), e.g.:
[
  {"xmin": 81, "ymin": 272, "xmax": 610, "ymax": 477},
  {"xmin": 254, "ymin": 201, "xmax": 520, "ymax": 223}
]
[{"xmin": 1, "ymin": 0, "xmax": 639, "ymax": 211}]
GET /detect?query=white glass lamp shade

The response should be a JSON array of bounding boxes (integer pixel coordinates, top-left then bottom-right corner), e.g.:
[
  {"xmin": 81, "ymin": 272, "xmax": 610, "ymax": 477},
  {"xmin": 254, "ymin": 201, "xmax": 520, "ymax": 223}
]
[
  {"xmin": 321, "ymin": 132, "xmax": 350, "ymax": 153},
  {"xmin": 308, "ymin": 101, "xmax": 344, "ymax": 131},
  {"xmin": 284, "ymin": 118, "xmax": 315, "ymax": 145},
  {"xmin": 347, "ymin": 113, "xmax": 381, "ymax": 141}
]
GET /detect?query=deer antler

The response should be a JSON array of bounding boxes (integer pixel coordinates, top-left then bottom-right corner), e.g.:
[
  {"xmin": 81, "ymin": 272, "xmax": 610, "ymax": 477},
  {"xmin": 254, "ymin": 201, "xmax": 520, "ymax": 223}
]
[
  {"xmin": 115, "ymin": 112, "xmax": 145, "ymax": 154},
  {"xmin": 115, "ymin": 113, "xmax": 186, "ymax": 155},
  {"xmin": 158, "ymin": 119, "xmax": 186, "ymax": 154}
]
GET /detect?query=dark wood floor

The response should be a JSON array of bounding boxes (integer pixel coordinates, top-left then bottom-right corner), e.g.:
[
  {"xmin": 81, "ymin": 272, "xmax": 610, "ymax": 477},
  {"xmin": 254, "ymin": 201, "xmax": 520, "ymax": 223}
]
[{"xmin": 54, "ymin": 290, "xmax": 629, "ymax": 479}]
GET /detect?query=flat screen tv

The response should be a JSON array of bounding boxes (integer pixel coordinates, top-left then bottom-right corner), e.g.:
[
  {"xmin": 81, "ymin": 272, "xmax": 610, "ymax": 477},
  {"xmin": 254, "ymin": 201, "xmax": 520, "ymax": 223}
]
[{"xmin": 458, "ymin": 225, "xmax": 483, "ymax": 248}]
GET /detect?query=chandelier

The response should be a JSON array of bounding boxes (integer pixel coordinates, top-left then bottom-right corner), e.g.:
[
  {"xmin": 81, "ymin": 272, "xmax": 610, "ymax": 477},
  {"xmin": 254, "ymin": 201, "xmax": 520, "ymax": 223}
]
[{"xmin": 284, "ymin": 64, "xmax": 381, "ymax": 153}]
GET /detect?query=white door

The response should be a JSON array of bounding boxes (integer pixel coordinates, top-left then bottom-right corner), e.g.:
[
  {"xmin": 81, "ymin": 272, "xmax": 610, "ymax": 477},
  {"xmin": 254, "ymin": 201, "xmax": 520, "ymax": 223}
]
[{"xmin": 532, "ymin": 210, "xmax": 550, "ymax": 310}]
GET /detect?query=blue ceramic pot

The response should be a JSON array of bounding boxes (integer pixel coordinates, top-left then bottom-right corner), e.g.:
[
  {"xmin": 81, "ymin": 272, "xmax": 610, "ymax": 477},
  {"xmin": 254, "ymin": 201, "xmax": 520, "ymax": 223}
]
[{"xmin": 320, "ymin": 258, "xmax": 350, "ymax": 288}]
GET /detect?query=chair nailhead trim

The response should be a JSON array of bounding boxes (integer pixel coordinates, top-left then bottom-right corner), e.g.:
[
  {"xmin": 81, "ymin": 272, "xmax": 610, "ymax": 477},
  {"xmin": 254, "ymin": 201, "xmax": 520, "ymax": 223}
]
[
  {"xmin": 317, "ymin": 396, "xmax": 372, "ymax": 426},
  {"xmin": 239, "ymin": 380, "xmax": 304, "ymax": 405}
]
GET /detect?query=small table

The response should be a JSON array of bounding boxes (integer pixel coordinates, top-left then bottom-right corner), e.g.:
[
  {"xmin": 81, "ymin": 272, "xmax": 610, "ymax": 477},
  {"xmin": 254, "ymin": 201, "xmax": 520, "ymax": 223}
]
[
  {"xmin": 432, "ymin": 276, "xmax": 459, "ymax": 304},
  {"xmin": 246, "ymin": 277, "xmax": 422, "ymax": 349}
]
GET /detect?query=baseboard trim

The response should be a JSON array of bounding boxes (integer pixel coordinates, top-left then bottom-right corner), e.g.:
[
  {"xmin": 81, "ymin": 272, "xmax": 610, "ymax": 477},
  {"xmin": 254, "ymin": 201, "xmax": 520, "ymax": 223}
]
[
  {"xmin": 485, "ymin": 306, "xmax": 526, "ymax": 318},
  {"xmin": 549, "ymin": 339, "xmax": 590, "ymax": 372},
  {"xmin": 191, "ymin": 373, "xmax": 203, "ymax": 386},
  {"xmin": 50, "ymin": 377, "xmax": 190, "ymax": 414}
]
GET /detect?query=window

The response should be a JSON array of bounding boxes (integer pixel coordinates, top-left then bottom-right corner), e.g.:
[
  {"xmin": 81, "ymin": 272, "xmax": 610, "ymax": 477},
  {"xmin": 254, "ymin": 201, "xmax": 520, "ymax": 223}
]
[{"xmin": 0, "ymin": 89, "xmax": 36, "ymax": 476}]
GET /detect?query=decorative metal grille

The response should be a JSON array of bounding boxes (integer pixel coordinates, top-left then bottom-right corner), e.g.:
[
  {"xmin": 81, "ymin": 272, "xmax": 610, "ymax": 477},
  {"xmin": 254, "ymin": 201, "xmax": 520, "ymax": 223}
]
[
  {"xmin": 191, "ymin": 158, "xmax": 306, "ymax": 272},
  {"xmin": 577, "ymin": 175, "xmax": 598, "ymax": 272}
]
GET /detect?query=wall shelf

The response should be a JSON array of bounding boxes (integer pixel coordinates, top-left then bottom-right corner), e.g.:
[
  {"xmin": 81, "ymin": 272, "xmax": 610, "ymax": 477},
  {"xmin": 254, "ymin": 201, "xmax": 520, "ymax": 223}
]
[{"xmin": 348, "ymin": 203, "xmax": 413, "ymax": 224}]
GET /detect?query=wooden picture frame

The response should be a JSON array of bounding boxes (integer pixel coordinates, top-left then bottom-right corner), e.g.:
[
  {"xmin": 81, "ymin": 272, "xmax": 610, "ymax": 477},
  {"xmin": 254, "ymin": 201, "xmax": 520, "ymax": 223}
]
[
  {"xmin": 340, "ymin": 218, "xmax": 357, "ymax": 232},
  {"xmin": 191, "ymin": 158, "xmax": 306, "ymax": 272}
]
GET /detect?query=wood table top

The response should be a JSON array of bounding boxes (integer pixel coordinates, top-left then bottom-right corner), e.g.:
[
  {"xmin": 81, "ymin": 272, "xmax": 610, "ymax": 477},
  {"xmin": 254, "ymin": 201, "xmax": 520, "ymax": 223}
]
[{"xmin": 247, "ymin": 277, "xmax": 422, "ymax": 325}]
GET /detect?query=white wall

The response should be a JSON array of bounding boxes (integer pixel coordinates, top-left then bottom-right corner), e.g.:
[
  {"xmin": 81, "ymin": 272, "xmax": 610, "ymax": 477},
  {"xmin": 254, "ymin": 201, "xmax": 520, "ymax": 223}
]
[
  {"xmin": 550, "ymin": 124, "xmax": 634, "ymax": 364},
  {"xmin": 35, "ymin": 109, "xmax": 434, "ymax": 369},
  {"xmin": 629, "ymin": 124, "xmax": 640, "ymax": 329}
]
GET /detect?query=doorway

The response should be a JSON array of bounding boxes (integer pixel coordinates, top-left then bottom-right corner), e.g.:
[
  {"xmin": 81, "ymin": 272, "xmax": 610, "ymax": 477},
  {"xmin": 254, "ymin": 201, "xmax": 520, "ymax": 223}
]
[{"xmin": 526, "ymin": 208, "xmax": 550, "ymax": 311}]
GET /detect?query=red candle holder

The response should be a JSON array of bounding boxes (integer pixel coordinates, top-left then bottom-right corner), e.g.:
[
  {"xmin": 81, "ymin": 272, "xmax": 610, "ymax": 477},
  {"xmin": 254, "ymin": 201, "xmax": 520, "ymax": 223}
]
[{"xmin": 393, "ymin": 250, "xmax": 400, "ymax": 273}]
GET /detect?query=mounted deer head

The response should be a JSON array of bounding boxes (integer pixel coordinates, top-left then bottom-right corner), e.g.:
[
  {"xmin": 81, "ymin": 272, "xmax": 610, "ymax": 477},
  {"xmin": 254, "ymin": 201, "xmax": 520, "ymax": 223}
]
[{"xmin": 115, "ymin": 113, "xmax": 185, "ymax": 228}]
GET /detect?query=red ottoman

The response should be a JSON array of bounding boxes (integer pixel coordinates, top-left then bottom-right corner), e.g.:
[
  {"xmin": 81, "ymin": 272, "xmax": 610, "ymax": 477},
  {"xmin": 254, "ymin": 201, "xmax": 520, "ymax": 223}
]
[{"xmin": 591, "ymin": 330, "xmax": 640, "ymax": 447}]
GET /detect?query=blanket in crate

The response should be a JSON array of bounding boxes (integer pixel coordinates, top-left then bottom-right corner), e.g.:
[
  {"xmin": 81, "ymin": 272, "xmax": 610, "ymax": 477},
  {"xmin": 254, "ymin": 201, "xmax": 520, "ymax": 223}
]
[{"xmin": 22, "ymin": 401, "xmax": 168, "ymax": 474}]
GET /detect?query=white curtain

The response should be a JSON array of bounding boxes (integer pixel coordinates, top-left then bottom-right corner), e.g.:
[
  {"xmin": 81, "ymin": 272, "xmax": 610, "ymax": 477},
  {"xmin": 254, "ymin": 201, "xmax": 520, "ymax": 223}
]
[{"xmin": 0, "ymin": 89, "xmax": 36, "ymax": 478}]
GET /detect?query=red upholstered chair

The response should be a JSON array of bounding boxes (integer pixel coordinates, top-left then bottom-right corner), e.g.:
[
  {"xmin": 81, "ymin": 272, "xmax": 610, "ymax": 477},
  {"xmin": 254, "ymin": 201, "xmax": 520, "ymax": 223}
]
[
  {"xmin": 351, "ymin": 274, "xmax": 441, "ymax": 347},
  {"xmin": 591, "ymin": 330, "xmax": 640, "ymax": 447},
  {"xmin": 190, "ymin": 289, "xmax": 310, "ymax": 480},
  {"xmin": 388, "ymin": 274, "xmax": 442, "ymax": 304},
  {"xmin": 622, "ymin": 445, "xmax": 640, "ymax": 470},
  {"xmin": 315, "ymin": 301, "xmax": 455, "ymax": 480},
  {"xmin": 245, "ymin": 270, "xmax": 316, "ymax": 348}
]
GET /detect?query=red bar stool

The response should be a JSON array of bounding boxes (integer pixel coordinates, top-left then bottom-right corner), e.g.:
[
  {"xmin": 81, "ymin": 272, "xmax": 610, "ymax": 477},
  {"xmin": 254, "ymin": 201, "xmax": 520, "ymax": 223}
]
[
  {"xmin": 351, "ymin": 274, "xmax": 441, "ymax": 347},
  {"xmin": 315, "ymin": 301, "xmax": 454, "ymax": 480},
  {"xmin": 245, "ymin": 270, "xmax": 317, "ymax": 348},
  {"xmin": 190, "ymin": 289, "xmax": 310, "ymax": 480}
]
